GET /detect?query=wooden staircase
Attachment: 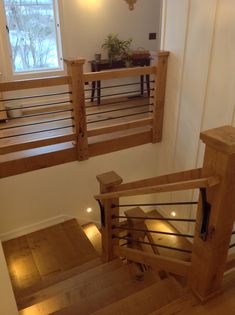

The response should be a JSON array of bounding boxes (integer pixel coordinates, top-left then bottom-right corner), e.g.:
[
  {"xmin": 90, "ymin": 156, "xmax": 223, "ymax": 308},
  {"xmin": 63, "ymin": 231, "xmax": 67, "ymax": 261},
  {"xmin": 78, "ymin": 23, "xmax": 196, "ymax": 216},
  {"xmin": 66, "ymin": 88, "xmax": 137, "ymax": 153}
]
[{"xmin": 3, "ymin": 219, "xmax": 186, "ymax": 315}]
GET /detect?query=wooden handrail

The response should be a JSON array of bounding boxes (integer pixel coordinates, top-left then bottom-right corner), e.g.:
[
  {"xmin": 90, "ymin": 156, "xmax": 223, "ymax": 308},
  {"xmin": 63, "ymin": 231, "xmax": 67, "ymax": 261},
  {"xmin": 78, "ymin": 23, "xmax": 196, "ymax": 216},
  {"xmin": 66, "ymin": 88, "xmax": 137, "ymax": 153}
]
[
  {"xmin": 0, "ymin": 134, "xmax": 76, "ymax": 155},
  {"xmin": 95, "ymin": 176, "xmax": 220, "ymax": 200},
  {"xmin": 83, "ymin": 66, "xmax": 156, "ymax": 82},
  {"xmin": 0, "ymin": 76, "xmax": 69, "ymax": 92},
  {"xmin": 114, "ymin": 246, "xmax": 191, "ymax": 277},
  {"xmin": 87, "ymin": 117, "xmax": 153, "ymax": 137},
  {"xmin": 111, "ymin": 168, "xmax": 203, "ymax": 192}
]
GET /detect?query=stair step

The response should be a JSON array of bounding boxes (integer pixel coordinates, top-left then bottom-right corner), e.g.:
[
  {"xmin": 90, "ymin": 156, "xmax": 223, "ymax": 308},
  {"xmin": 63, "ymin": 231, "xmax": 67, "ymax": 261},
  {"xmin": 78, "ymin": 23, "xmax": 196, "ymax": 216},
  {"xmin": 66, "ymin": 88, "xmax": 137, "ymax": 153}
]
[
  {"xmin": 18, "ymin": 258, "xmax": 123, "ymax": 310},
  {"xmin": 4, "ymin": 219, "xmax": 99, "ymax": 302},
  {"xmin": 50, "ymin": 265, "xmax": 161, "ymax": 315},
  {"xmin": 149, "ymin": 293, "xmax": 198, "ymax": 315},
  {"xmin": 90, "ymin": 277, "xmax": 183, "ymax": 315}
]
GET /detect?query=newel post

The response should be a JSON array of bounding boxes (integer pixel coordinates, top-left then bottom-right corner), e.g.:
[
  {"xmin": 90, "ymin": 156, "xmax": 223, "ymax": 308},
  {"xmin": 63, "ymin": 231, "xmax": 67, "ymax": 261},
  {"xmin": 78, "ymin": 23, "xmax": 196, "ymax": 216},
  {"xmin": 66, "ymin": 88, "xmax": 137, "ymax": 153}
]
[
  {"xmin": 190, "ymin": 126, "xmax": 235, "ymax": 301},
  {"xmin": 96, "ymin": 171, "xmax": 123, "ymax": 262},
  {"xmin": 152, "ymin": 51, "xmax": 169, "ymax": 143},
  {"xmin": 64, "ymin": 58, "xmax": 88, "ymax": 161}
]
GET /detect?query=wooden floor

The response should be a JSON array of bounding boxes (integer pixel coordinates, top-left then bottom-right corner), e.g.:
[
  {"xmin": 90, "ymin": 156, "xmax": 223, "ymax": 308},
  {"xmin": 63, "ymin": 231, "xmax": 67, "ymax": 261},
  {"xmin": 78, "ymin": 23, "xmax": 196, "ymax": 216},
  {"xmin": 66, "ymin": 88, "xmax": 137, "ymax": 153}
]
[{"xmin": 2, "ymin": 219, "xmax": 98, "ymax": 302}]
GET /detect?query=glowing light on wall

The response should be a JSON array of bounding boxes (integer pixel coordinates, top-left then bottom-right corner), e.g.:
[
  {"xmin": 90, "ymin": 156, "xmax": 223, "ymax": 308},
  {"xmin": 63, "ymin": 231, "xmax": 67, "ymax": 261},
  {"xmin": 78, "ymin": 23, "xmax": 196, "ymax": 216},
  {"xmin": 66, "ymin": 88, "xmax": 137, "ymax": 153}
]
[
  {"xmin": 79, "ymin": 0, "xmax": 103, "ymax": 11},
  {"xmin": 171, "ymin": 211, "xmax": 176, "ymax": 217}
]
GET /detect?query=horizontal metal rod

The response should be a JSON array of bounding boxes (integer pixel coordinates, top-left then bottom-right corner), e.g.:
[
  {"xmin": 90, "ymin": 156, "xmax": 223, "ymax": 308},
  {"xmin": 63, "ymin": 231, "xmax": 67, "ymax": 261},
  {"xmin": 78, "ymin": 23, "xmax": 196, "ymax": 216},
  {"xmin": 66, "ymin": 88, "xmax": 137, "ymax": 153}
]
[
  {"xmin": 112, "ymin": 201, "xmax": 198, "ymax": 208},
  {"xmin": 120, "ymin": 242, "xmax": 130, "ymax": 247},
  {"xmin": 7, "ymin": 109, "xmax": 73, "ymax": 120},
  {"xmin": 114, "ymin": 236, "xmax": 192, "ymax": 253},
  {"xmin": 0, "ymin": 117, "xmax": 74, "ymax": 131},
  {"xmin": 229, "ymin": 243, "xmax": 235, "ymax": 249},
  {"xmin": 0, "ymin": 91, "xmax": 71, "ymax": 103},
  {"xmin": 112, "ymin": 226, "xmax": 194, "ymax": 238},
  {"xmin": 85, "ymin": 81, "xmax": 154, "ymax": 92},
  {"xmin": 86, "ymin": 95, "xmax": 150, "ymax": 109},
  {"xmin": 113, "ymin": 215, "xmax": 196, "ymax": 223},
  {"xmin": 87, "ymin": 111, "xmax": 153, "ymax": 125},
  {"xmin": 85, "ymin": 89, "xmax": 153, "ymax": 100},
  {"xmin": 0, "ymin": 125, "xmax": 74, "ymax": 140},
  {"xmin": 0, "ymin": 100, "xmax": 72, "ymax": 113},
  {"xmin": 86, "ymin": 103, "xmax": 153, "ymax": 117}
]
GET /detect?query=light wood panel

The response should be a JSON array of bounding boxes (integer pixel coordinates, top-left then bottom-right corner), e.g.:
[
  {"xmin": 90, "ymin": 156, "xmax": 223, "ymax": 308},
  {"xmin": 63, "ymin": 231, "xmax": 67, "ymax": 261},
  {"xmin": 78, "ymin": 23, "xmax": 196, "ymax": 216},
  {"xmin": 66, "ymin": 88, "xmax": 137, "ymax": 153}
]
[
  {"xmin": 89, "ymin": 130, "xmax": 152, "ymax": 157},
  {"xmin": 114, "ymin": 246, "xmax": 190, "ymax": 277},
  {"xmin": 0, "ymin": 76, "xmax": 69, "ymax": 92},
  {"xmin": 3, "ymin": 219, "xmax": 98, "ymax": 302},
  {"xmin": 88, "ymin": 117, "xmax": 153, "ymax": 137},
  {"xmin": 152, "ymin": 270, "xmax": 235, "ymax": 315},
  {"xmin": 83, "ymin": 66, "xmax": 156, "ymax": 82},
  {"xmin": 95, "ymin": 176, "xmax": 220, "ymax": 200}
]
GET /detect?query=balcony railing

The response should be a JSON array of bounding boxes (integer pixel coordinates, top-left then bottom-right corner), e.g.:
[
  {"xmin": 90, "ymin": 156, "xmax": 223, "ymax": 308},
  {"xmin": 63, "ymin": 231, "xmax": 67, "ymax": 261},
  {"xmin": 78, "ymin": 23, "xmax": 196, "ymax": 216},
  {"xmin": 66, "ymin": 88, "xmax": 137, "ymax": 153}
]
[{"xmin": 0, "ymin": 51, "xmax": 169, "ymax": 178}]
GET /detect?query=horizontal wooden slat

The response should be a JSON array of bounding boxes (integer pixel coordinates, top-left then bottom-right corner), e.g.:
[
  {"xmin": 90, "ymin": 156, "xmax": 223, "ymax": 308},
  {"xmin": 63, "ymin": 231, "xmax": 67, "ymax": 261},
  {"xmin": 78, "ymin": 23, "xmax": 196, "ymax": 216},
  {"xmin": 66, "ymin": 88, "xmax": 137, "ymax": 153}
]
[
  {"xmin": 83, "ymin": 66, "xmax": 157, "ymax": 82},
  {"xmin": 87, "ymin": 118, "xmax": 153, "ymax": 137},
  {"xmin": 225, "ymin": 253, "xmax": 235, "ymax": 271},
  {"xmin": 95, "ymin": 176, "xmax": 220, "ymax": 200},
  {"xmin": 0, "ymin": 134, "xmax": 76, "ymax": 155},
  {"xmin": 114, "ymin": 246, "xmax": 191, "ymax": 277},
  {"xmin": 0, "ymin": 76, "xmax": 69, "ymax": 92},
  {"xmin": 0, "ymin": 144, "xmax": 77, "ymax": 178},
  {"xmin": 112, "ymin": 168, "xmax": 204, "ymax": 192},
  {"xmin": 89, "ymin": 130, "xmax": 152, "ymax": 157}
]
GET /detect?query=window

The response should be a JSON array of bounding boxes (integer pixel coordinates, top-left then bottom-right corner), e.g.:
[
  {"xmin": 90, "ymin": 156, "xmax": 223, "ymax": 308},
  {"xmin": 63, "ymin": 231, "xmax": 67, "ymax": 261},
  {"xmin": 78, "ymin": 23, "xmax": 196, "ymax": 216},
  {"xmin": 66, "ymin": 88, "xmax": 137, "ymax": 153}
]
[{"xmin": 3, "ymin": 0, "xmax": 63, "ymax": 73}]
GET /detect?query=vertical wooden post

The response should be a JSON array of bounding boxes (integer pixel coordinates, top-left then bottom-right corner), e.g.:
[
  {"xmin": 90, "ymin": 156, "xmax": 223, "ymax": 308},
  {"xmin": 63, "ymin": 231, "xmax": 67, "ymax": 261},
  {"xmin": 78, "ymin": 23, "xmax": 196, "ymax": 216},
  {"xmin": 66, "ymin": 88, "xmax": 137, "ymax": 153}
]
[
  {"xmin": 152, "ymin": 51, "xmax": 169, "ymax": 143},
  {"xmin": 0, "ymin": 74, "xmax": 7, "ymax": 121},
  {"xmin": 64, "ymin": 58, "xmax": 88, "ymax": 161},
  {"xmin": 190, "ymin": 126, "xmax": 235, "ymax": 301},
  {"xmin": 96, "ymin": 171, "xmax": 123, "ymax": 262}
]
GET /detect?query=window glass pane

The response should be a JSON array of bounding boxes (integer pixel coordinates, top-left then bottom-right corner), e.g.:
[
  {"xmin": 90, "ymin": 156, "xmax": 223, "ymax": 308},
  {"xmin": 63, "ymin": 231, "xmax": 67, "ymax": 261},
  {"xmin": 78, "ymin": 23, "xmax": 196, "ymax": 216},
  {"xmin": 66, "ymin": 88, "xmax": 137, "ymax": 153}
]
[{"xmin": 4, "ymin": 0, "xmax": 62, "ymax": 73}]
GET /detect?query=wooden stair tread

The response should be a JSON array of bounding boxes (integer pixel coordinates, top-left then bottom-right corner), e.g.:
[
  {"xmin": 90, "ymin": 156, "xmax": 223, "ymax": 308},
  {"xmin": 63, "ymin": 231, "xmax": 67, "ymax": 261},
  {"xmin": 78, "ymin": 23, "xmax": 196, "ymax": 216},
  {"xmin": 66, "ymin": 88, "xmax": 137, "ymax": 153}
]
[
  {"xmin": 3, "ymin": 219, "xmax": 99, "ymax": 301},
  {"xmin": 151, "ymin": 270, "xmax": 235, "ymax": 315},
  {"xmin": 49, "ymin": 265, "xmax": 161, "ymax": 315},
  {"xmin": 18, "ymin": 258, "xmax": 123, "ymax": 310},
  {"xmin": 90, "ymin": 277, "xmax": 183, "ymax": 315}
]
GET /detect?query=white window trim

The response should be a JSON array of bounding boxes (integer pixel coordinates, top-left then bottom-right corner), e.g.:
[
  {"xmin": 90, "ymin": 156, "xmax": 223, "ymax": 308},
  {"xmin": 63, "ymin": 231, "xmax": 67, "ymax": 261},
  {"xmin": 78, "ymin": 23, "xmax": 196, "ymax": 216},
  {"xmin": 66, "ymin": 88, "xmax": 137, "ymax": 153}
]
[{"xmin": 0, "ymin": 0, "xmax": 65, "ymax": 81}]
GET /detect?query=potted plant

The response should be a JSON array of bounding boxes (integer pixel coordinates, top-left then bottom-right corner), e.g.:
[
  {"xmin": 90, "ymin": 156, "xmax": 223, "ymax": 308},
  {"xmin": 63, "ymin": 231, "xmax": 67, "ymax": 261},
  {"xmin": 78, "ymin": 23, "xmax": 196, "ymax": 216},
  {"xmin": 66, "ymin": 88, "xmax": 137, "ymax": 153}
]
[{"xmin": 102, "ymin": 33, "xmax": 133, "ymax": 65}]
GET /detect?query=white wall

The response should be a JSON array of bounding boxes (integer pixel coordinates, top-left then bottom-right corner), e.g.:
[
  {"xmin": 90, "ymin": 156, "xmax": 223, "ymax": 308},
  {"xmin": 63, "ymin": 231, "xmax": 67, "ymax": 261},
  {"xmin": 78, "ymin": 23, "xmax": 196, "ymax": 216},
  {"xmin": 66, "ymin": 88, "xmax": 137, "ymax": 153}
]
[
  {"xmin": 0, "ymin": 243, "xmax": 18, "ymax": 315},
  {"xmin": 60, "ymin": 0, "xmax": 162, "ymax": 71},
  {"xmin": 0, "ymin": 144, "xmax": 159, "ymax": 238},
  {"xmin": 156, "ymin": 0, "xmax": 235, "ymax": 234}
]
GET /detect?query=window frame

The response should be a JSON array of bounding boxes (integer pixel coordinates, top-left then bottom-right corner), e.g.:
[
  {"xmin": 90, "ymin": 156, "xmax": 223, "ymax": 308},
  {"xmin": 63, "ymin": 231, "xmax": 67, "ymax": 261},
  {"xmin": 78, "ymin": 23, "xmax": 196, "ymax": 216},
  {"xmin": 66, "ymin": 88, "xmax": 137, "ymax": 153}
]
[{"xmin": 0, "ymin": 0, "xmax": 65, "ymax": 80}]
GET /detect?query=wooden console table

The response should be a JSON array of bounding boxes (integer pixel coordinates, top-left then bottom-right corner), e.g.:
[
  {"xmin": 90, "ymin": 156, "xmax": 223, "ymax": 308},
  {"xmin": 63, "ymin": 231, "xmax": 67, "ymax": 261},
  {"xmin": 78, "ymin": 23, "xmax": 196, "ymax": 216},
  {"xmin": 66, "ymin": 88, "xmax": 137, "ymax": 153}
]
[{"xmin": 89, "ymin": 57, "xmax": 151, "ymax": 104}]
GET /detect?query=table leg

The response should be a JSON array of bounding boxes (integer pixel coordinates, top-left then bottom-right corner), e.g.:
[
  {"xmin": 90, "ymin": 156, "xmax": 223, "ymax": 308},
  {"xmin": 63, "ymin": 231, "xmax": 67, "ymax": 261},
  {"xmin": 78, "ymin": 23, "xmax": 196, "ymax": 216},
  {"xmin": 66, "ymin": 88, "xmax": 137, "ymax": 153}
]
[
  {"xmin": 140, "ymin": 75, "xmax": 144, "ymax": 95},
  {"xmin": 146, "ymin": 74, "xmax": 150, "ymax": 96},
  {"xmin": 91, "ymin": 81, "xmax": 96, "ymax": 102},
  {"xmin": 97, "ymin": 80, "xmax": 101, "ymax": 105}
]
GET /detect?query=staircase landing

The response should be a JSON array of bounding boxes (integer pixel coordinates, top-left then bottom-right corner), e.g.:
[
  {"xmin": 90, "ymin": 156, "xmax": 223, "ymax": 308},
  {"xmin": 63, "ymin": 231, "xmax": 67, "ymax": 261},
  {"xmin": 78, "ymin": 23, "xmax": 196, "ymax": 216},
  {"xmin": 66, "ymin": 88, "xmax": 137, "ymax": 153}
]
[{"xmin": 2, "ymin": 219, "xmax": 99, "ymax": 303}]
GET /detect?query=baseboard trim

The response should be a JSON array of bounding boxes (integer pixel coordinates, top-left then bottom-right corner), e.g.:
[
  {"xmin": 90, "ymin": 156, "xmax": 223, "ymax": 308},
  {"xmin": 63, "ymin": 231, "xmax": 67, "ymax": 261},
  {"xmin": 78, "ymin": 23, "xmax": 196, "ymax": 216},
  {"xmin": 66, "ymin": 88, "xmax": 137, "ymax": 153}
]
[{"xmin": 0, "ymin": 215, "xmax": 101, "ymax": 241}]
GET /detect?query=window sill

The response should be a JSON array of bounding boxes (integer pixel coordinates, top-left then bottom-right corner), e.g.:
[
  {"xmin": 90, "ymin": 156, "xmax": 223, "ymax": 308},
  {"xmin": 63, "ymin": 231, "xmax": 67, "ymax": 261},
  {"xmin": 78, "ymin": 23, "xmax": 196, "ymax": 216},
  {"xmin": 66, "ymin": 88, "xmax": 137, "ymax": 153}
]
[{"xmin": 6, "ymin": 68, "xmax": 66, "ymax": 82}]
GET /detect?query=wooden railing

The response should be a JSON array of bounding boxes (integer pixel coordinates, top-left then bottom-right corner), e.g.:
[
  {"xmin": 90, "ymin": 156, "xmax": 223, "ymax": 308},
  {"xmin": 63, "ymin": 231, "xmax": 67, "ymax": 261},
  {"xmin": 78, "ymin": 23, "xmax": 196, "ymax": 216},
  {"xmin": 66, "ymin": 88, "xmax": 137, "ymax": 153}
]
[
  {"xmin": 0, "ymin": 51, "xmax": 169, "ymax": 177},
  {"xmin": 95, "ymin": 125, "xmax": 235, "ymax": 302}
]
